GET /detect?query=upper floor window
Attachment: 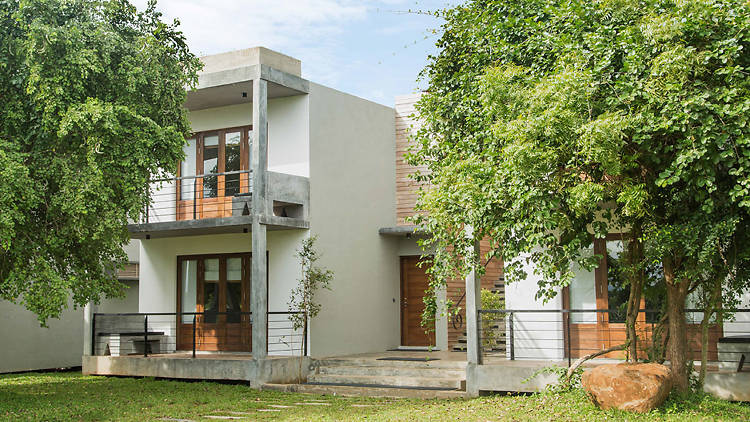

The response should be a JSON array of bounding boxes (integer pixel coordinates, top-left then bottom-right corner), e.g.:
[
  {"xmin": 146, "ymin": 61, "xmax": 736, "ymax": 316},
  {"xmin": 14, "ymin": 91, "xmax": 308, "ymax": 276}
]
[{"xmin": 178, "ymin": 126, "xmax": 253, "ymax": 200}]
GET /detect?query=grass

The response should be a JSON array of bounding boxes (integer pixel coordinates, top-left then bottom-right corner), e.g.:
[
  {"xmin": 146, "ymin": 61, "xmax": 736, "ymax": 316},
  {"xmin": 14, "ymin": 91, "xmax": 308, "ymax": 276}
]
[{"xmin": 0, "ymin": 371, "xmax": 748, "ymax": 421}]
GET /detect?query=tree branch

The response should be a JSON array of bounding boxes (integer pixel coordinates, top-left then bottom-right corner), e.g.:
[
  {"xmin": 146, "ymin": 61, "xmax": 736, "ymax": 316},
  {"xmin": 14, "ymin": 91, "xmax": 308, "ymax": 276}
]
[{"xmin": 566, "ymin": 343, "xmax": 627, "ymax": 379}]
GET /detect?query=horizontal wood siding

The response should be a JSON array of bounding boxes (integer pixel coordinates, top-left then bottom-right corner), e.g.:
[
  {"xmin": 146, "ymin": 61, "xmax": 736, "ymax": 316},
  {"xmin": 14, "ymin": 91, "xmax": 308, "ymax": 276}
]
[{"xmin": 395, "ymin": 94, "xmax": 429, "ymax": 226}]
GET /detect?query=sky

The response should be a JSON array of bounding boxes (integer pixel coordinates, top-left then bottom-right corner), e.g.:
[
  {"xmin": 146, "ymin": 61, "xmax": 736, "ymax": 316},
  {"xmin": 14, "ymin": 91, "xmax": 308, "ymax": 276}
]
[{"xmin": 132, "ymin": 0, "xmax": 461, "ymax": 106}]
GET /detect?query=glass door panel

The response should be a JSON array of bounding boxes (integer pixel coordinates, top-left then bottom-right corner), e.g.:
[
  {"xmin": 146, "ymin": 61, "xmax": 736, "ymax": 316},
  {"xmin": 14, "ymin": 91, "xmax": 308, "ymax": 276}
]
[
  {"xmin": 203, "ymin": 134, "xmax": 219, "ymax": 198},
  {"xmin": 605, "ymin": 240, "xmax": 628, "ymax": 323},
  {"xmin": 180, "ymin": 260, "xmax": 197, "ymax": 323},
  {"xmin": 180, "ymin": 138, "xmax": 197, "ymax": 200},
  {"xmin": 225, "ymin": 131, "xmax": 241, "ymax": 196}
]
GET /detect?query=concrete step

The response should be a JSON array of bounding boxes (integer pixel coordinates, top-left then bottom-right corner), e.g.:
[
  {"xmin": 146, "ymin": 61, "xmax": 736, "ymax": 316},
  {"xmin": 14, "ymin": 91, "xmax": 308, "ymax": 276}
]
[
  {"xmin": 262, "ymin": 383, "xmax": 468, "ymax": 399},
  {"xmin": 307, "ymin": 373, "xmax": 465, "ymax": 390},
  {"xmin": 314, "ymin": 358, "xmax": 467, "ymax": 370},
  {"xmin": 317, "ymin": 365, "xmax": 464, "ymax": 379}
]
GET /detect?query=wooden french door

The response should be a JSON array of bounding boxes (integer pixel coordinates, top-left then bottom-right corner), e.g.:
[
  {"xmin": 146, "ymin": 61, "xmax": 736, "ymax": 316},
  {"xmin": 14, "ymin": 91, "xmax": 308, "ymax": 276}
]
[
  {"xmin": 177, "ymin": 253, "xmax": 251, "ymax": 352},
  {"xmin": 565, "ymin": 235, "xmax": 722, "ymax": 360},
  {"xmin": 176, "ymin": 126, "xmax": 252, "ymax": 220},
  {"xmin": 400, "ymin": 256, "xmax": 436, "ymax": 347}
]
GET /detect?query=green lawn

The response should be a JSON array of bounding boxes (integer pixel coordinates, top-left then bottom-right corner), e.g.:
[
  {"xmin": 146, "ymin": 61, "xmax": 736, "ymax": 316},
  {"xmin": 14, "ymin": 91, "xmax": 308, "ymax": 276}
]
[{"xmin": 0, "ymin": 372, "xmax": 748, "ymax": 421}]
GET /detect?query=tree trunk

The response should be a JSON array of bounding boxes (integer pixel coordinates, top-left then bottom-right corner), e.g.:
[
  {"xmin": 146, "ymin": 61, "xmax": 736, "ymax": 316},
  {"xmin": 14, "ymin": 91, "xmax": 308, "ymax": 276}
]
[
  {"xmin": 625, "ymin": 227, "xmax": 645, "ymax": 362},
  {"xmin": 698, "ymin": 279, "xmax": 721, "ymax": 386},
  {"xmin": 663, "ymin": 257, "xmax": 690, "ymax": 392}
]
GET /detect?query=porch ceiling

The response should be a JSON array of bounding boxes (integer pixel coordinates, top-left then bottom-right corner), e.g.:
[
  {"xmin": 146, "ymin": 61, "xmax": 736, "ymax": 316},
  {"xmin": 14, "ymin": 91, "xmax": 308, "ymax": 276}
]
[
  {"xmin": 185, "ymin": 80, "xmax": 303, "ymax": 111},
  {"xmin": 185, "ymin": 64, "xmax": 310, "ymax": 111}
]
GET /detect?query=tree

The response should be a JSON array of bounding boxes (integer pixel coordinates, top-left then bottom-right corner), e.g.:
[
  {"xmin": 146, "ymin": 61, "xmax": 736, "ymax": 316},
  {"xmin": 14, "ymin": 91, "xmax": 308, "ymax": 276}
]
[
  {"xmin": 0, "ymin": 0, "xmax": 201, "ymax": 323},
  {"xmin": 288, "ymin": 235, "xmax": 333, "ymax": 381},
  {"xmin": 409, "ymin": 0, "xmax": 750, "ymax": 392}
]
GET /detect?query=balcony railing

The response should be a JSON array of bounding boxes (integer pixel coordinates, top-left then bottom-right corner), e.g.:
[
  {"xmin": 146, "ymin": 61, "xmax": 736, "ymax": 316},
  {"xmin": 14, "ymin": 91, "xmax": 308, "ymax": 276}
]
[
  {"xmin": 91, "ymin": 310, "xmax": 307, "ymax": 357},
  {"xmin": 138, "ymin": 170, "xmax": 254, "ymax": 224},
  {"xmin": 477, "ymin": 308, "xmax": 750, "ymax": 371}
]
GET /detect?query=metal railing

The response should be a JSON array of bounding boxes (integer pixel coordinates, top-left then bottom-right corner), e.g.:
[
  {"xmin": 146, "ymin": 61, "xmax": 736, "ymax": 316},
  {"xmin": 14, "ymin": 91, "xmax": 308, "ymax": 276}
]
[
  {"xmin": 477, "ymin": 308, "xmax": 750, "ymax": 371},
  {"xmin": 138, "ymin": 170, "xmax": 253, "ymax": 224},
  {"xmin": 91, "ymin": 310, "xmax": 307, "ymax": 358}
]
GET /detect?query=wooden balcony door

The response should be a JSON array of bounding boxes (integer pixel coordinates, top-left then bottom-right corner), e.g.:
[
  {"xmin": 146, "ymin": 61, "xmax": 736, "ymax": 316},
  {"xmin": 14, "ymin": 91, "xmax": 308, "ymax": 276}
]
[
  {"xmin": 177, "ymin": 127, "xmax": 252, "ymax": 220},
  {"xmin": 177, "ymin": 254, "xmax": 251, "ymax": 352}
]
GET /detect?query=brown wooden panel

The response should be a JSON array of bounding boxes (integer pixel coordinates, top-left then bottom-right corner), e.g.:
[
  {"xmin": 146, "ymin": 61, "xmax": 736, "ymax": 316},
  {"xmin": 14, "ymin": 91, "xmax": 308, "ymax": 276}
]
[{"xmin": 400, "ymin": 256, "xmax": 435, "ymax": 346}]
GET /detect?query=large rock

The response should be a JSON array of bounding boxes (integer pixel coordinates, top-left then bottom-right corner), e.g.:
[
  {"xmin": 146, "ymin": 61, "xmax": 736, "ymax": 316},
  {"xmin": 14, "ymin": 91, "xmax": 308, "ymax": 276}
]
[{"xmin": 582, "ymin": 363, "xmax": 672, "ymax": 413}]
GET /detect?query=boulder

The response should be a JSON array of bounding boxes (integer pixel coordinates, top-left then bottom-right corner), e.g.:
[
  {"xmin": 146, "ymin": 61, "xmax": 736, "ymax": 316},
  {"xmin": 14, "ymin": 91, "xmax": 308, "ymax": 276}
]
[{"xmin": 582, "ymin": 363, "xmax": 672, "ymax": 413}]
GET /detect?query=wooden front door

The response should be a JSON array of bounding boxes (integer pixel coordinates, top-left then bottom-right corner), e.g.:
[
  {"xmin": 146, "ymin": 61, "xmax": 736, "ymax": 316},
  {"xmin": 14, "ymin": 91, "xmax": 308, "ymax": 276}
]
[
  {"xmin": 177, "ymin": 253, "xmax": 251, "ymax": 352},
  {"xmin": 400, "ymin": 256, "xmax": 435, "ymax": 347}
]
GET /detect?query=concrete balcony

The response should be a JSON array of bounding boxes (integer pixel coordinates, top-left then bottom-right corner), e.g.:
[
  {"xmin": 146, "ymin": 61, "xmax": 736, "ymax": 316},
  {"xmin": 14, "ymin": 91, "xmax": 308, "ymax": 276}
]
[{"xmin": 128, "ymin": 170, "xmax": 309, "ymax": 239}]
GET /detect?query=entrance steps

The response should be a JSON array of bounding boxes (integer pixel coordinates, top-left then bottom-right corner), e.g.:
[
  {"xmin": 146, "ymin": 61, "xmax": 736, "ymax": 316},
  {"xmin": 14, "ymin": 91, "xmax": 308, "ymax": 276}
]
[{"xmin": 264, "ymin": 354, "xmax": 468, "ymax": 399}]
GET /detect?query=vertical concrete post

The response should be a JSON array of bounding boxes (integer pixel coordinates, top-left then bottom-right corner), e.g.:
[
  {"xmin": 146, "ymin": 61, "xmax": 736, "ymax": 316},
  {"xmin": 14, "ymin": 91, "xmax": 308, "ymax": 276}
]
[
  {"xmin": 465, "ymin": 227, "xmax": 482, "ymax": 365},
  {"xmin": 465, "ymin": 226, "xmax": 482, "ymax": 396},
  {"xmin": 83, "ymin": 303, "xmax": 93, "ymax": 356},
  {"xmin": 251, "ymin": 78, "xmax": 269, "ymax": 359}
]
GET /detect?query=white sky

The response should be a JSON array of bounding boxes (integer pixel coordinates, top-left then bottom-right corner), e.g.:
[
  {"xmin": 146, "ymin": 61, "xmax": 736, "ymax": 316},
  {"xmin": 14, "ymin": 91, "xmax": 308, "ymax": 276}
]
[{"xmin": 133, "ymin": 0, "xmax": 461, "ymax": 105}]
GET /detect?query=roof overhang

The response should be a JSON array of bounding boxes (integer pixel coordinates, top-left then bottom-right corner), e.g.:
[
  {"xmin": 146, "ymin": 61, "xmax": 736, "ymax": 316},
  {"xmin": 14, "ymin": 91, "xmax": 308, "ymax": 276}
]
[
  {"xmin": 185, "ymin": 64, "xmax": 310, "ymax": 111},
  {"xmin": 378, "ymin": 225, "xmax": 430, "ymax": 238}
]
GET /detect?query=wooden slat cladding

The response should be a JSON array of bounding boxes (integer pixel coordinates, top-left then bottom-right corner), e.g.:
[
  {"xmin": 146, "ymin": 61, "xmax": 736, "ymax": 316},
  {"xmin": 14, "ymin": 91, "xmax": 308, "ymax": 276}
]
[
  {"xmin": 117, "ymin": 263, "xmax": 139, "ymax": 281},
  {"xmin": 395, "ymin": 95, "xmax": 506, "ymax": 350},
  {"xmin": 395, "ymin": 94, "xmax": 429, "ymax": 226},
  {"xmin": 446, "ymin": 240, "xmax": 504, "ymax": 349}
]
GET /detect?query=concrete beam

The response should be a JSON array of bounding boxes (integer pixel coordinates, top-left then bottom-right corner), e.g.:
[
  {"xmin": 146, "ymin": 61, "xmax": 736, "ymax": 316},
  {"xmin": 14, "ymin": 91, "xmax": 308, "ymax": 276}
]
[
  {"xmin": 195, "ymin": 65, "xmax": 260, "ymax": 91},
  {"xmin": 260, "ymin": 64, "xmax": 309, "ymax": 93}
]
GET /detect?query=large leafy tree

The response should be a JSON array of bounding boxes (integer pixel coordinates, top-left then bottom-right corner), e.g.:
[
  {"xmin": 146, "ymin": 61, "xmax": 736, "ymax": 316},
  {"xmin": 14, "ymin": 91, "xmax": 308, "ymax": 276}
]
[
  {"xmin": 0, "ymin": 0, "xmax": 201, "ymax": 323},
  {"xmin": 410, "ymin": 0, "xmax": 750, "ymax": 391}
]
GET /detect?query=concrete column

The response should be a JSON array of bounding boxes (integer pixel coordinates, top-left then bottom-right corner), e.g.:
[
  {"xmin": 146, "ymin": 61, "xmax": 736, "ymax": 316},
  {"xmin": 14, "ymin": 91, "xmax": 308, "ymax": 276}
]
[
  {"xmin": 251, "ymin": 78, "xmax": 269, "ymax": 359},
  {"xmin": 251, "ymin": 220, "xmax": 268, "ymax": 359},
  {"xmin": 252, "ymin": 78, "xmax": 269, "ymax": 214},
  {"xmin": 83, "ymin": 303, "xmax": 93, "ymax": 356},
  {"xmin": 465, "ymin": 227, "xmax": 482, "ymax": 365}
]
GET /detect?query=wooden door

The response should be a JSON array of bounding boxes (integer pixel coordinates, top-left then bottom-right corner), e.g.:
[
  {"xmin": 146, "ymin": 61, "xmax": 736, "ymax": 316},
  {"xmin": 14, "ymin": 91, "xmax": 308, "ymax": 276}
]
[
  {"xmin": 565, "ymin": 235, "xmax": 722, "ymax": 360},
  {"xmin": 177, "ymin": 254, "xmax": 251, "ymax": 352},
  {"xmin": 400, "ymin": 256, "xmax": 435, "ymax": 347},
  {"xmin": 176, "ymin": 127, "xmax": 251, "ymax": 221}
]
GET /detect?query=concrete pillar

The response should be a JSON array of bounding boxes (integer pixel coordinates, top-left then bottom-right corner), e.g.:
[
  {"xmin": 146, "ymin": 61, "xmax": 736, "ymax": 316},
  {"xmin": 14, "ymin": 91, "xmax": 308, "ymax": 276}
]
[
  {"xmin": 251, "ymin": 220, "xmax": 268, "ymax": 359},
  {"xmin": 83, "ymin": 303, "xmax": 94, "ymax": 356},
  {"xmin": 465, "ymin": 227, "xmax": 482, "ymax": 365},
  {"xmin": 251, "ymin": 78, "xmax": 269, "ymax": 359}
]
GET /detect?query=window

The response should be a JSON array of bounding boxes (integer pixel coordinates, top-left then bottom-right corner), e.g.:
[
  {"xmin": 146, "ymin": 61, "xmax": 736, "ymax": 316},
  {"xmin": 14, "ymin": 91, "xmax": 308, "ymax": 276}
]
[{"xmin": 177, "ymin": 126, "xmax": 252, "ymax": 200}]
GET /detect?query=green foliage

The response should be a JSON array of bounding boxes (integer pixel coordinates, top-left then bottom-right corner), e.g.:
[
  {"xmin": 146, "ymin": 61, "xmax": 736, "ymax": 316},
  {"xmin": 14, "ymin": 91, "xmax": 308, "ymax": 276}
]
[
  {"xmin": 525, "ymin": 365, "xmax": 584, "ymax": 393},
  {"xmin": 288, "ymin": 235, "xmax": 333, "ymax": 332},
  {"xmin": 480, "ymin": 288, "xmax": 504, "ymax": 349},
  {"xmin": 409, "ymin": 0, "xmax": 750, "ymax": 364},
  {"xmin": 0, "ymin": 0, "xmax": 201, "ymax": 323}
]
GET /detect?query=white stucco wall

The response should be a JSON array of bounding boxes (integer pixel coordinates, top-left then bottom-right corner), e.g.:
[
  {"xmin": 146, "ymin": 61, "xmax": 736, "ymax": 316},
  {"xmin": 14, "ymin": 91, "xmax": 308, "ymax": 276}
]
[
  {"xmin": 307, "ymin": 83, "xmax": 399, "ymax": 357},
  {"xmin": 504, "ymin": 255, "xmax": 565, "ymax": 360},
  {"xmin": 188, "ymin": 98, "xmax": 309, "ymax": 177},
  {"xmin": 0, "ymin": 300, "xmax": 83, "ymax": 373}
]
